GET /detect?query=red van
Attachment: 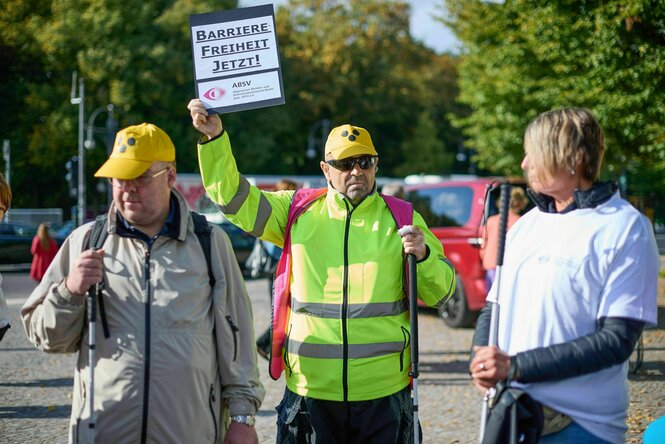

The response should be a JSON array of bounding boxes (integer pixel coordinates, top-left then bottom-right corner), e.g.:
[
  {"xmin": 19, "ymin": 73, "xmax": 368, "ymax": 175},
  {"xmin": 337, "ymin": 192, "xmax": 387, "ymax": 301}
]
[{"xmin": 404, "ymin": 177, "xmax": 528, "ymax": 328}]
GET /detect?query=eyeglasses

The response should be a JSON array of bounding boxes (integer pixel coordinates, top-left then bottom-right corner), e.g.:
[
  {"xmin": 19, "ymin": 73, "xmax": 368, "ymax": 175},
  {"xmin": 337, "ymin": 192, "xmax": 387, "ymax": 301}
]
[
  {"xmin": 326, "ymin": 156, "xmax": 377, "ymax": 172},
  {"xmin": 108, "ymin": 167, "xmax": 170, "ymax": 188}
]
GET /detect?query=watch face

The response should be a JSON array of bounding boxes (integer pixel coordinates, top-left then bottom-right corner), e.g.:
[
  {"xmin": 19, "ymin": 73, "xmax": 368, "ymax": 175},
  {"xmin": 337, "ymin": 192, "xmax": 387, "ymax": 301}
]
[{"xmin": 232, "ymin": 415, "xmax": 256, "ymax": 426}]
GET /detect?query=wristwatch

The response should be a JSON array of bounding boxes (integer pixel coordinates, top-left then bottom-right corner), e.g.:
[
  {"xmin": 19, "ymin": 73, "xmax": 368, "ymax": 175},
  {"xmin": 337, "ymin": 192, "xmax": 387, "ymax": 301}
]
[{"xmin": 230, "ymin": 414, "xmax": 256, "ymax": 427}]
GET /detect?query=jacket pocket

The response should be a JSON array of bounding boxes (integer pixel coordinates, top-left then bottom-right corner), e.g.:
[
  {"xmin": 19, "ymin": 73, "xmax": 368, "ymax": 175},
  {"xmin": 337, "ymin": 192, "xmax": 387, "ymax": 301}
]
[
  {"xmin": 284, "ymin": 323, "xmax": 292, "ymax": 376},
  {"xmin": 225, "ymin": 315, "xmax": 239, "ymax": 361},
  {"xmin": 400, "ymin": 326, "xmax": 410, "ymax": 373}
]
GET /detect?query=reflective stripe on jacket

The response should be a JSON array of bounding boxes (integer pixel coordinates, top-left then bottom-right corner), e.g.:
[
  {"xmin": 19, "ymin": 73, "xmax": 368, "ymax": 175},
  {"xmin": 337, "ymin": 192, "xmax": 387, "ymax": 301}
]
[{"xmin": 199, "ymin": 132, "xmax": 456, "ymax": 401}]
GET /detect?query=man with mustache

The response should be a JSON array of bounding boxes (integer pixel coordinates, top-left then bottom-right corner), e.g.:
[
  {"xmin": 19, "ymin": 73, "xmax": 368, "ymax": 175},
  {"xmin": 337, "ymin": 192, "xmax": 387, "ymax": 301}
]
[{"xmin": 188, "ymin": 99, "xmax": 456, "ymax": 444}]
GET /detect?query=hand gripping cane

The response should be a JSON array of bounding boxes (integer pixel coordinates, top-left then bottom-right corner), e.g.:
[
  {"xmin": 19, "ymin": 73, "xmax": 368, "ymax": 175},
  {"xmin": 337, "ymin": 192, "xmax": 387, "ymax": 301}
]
[
  {"xmin": 398, "ymin": 226, "xmax": 420, "ymax": 444},
  {"xmin": 478, "ymin": 183, "xmax": 512, "ymax": 443}
]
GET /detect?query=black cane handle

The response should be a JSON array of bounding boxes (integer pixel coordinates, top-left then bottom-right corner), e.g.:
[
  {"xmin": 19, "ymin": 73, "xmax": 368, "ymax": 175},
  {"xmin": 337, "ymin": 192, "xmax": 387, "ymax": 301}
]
[
  {"xmin": 496, "ymin": 184, "xmax": 512, "ymax": 268},
  {"xmin": 407, "ymin": 254, "xmax": 419, "ymax": 371}
]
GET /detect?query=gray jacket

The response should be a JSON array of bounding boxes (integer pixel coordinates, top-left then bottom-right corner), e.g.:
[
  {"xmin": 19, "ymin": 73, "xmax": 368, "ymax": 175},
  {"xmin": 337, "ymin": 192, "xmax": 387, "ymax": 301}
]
[{"xmin": 21, "ymin": 190, "xmax": 264, "ymax": 443}]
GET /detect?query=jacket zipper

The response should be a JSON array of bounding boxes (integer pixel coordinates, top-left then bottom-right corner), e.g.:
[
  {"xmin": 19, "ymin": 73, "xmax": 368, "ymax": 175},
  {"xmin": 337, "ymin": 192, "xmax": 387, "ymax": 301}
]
[
  {"xmin": 225, "ymin": 315, "xmax": 239, "ymax": 361},
  {"xmin": 140, "ymin": 247, "xmax": 152, "ymax": 444},
  {"xmin": 342, "ymin": 203, "xmax": 353, "ymax": 401}
]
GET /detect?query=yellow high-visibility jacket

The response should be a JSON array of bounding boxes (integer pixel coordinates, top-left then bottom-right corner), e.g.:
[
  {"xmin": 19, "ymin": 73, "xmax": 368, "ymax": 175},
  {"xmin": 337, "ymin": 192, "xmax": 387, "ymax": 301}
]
[{"xmin": 198, "ymin": 131, "xmax": 456, "ymax": 401}]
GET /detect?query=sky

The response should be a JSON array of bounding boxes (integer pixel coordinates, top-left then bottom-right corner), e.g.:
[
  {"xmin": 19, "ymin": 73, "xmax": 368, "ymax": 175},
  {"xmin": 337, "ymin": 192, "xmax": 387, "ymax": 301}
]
[{"xmin": 238, "ymin": 0, "xmax": 460, "ymax": 54}]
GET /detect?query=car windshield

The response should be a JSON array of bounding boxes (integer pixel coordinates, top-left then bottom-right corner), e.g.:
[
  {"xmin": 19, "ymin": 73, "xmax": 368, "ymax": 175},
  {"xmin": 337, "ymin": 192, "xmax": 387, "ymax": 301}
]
[
  {"xmin": 0, "ymin": 223, "xmax": 36, "ymax": 236},
  {"xmin": 406, "ymin": 186, "xmax": 473, "ymax": 227}
]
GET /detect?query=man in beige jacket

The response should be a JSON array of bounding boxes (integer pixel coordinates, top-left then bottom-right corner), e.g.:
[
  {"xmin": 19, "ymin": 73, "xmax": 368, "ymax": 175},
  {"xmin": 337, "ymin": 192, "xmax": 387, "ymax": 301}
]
[{"xmin": 22, "ymin": 123, "xmax": 264, "ymax": 443}]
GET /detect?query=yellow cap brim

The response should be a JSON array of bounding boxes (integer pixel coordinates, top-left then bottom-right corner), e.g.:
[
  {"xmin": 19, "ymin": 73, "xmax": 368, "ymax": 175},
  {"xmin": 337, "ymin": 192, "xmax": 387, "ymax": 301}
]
[
  {"xmin": 326, "ymin": 144, "xmax": 378, "ymax": 160},
  {"xmin": 94, "ymin": 158, "xmax": 152, "ymax": 179}
]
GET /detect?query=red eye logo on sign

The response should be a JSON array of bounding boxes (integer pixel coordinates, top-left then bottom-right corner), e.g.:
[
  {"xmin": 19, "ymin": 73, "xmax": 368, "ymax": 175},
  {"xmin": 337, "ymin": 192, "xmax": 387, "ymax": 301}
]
[{"xmin": 203, "ymin": 87, "xmax": 225, "ymax": 101}]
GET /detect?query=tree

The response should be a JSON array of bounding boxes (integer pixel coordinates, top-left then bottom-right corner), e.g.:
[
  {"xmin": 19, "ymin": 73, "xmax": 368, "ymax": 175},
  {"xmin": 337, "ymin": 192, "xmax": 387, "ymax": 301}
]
[
  {"xmin": 1, "ymin": 0, "xmax": 464, "ymax": 215},
  {"xmin": 396, "ymin": 111, "xmax": 453, "ymax": 176},
  {"xmin": 272, "ymin": 0, "xmax": 462, "ymax": 175},
  {"xmin": 444, "ymin": 0, "xmax": 665, "ymax": 180},
  {"xmin": 0, "ymin": 0, "xmax": 237, "ymax": 215}
]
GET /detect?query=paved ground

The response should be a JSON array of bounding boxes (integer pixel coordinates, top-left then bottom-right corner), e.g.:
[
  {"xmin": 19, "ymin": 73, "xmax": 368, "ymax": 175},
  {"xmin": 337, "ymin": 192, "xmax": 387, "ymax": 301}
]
[{"xmin": 1, "ymin": 264, "xmax": 663, "ymax": 443}]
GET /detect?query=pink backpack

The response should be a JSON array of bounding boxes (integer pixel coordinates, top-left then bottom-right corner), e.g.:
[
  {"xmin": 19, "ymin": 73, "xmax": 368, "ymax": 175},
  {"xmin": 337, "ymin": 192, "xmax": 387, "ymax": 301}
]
[{"xmin": 268, "ymin": 188, "xmax": 413, "ymax": 380}]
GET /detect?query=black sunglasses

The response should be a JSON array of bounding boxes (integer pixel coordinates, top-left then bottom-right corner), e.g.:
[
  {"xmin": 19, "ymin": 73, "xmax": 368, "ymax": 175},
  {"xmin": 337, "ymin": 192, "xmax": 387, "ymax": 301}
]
[{"xmin": 326, "ymin": 156, "xmax": 377, "ymax": 172}]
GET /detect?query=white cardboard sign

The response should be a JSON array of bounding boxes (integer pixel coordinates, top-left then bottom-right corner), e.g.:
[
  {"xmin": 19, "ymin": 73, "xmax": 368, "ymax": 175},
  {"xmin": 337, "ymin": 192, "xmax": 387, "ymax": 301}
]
[{"xmin": 190, "ymin": 5, "xmax": 285, "ymax": 114}]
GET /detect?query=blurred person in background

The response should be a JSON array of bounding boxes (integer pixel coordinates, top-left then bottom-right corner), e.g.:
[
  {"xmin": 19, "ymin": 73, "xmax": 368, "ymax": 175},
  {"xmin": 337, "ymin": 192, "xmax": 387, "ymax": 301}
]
[
  {"xmin": 30, "ymin": 223, "xmax": 59, "ymax": 282},
  {"xmin": 0, "ymin": 172, "xmax": 11, "ymax": 341},
  {"xmin": 479, "ymin": 187, "xmax": 528, "ymax": 289},
  {"xmin": 470, "ymin": 108, "xmax": 659, "ymax": 443},
  {"xmin": 381, "ymin": 182, "xmax": 406, "ymax": 199}
]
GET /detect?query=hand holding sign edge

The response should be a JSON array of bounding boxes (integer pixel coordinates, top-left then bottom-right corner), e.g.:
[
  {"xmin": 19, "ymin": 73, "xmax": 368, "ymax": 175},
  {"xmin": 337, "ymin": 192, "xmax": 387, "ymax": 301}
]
[{"xmin": 188, "ymin": 98, "xmax": 223, "ymax": 140}]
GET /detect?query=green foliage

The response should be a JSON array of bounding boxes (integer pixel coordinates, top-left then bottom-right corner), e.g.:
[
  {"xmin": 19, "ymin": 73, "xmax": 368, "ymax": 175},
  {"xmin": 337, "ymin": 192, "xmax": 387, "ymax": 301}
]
[
  {"xmin": 444, "ymin": 0, "xmax": 665, "ymax": 205},
  {"xmin": 268, "ymin": 0, "xmax": 462, "ymax": 169},
  {"xmin": 0, "ymin": 0, "xmax": 236, "ymax": 213},
  {"xmin": 1, "ymin": 0, "xmax": 462, "ymax": 216},
  {"xmin": 271, "ymin": 0, "xmax": 458, "ymax": 175},
  {"xmin": 396, "ymin": 111, "xmax": 453, "ymax": 176}
]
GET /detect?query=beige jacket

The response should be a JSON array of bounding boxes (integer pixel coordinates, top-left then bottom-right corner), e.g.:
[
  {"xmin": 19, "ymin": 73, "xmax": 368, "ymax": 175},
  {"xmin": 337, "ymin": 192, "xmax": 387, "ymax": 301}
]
[{"xmin": 21, "ymin": 190, "xmax": 264, "ymax": 443}]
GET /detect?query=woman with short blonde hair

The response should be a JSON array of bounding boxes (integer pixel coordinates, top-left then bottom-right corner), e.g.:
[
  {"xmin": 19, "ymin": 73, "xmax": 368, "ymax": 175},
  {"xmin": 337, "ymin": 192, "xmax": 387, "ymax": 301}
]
[
  {"xmin": 523, "ymin": 107, "xmax": 605, "ymax": 185},
  {"xmin": 471, "ymin": 108, "xmax": 659, "ymax": 443}
]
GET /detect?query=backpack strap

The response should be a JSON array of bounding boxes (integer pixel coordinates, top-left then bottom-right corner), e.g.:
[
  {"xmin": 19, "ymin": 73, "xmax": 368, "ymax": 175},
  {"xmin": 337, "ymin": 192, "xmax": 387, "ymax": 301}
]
[
  {"xmin": 190, "ymin": 211, "xmax": 215, "ymax": 288},
  {"xmin": 380, "ymin": 193, "xmax": 413, "ymax": 228},
  {"xmin": 285, "ymin": 188, "xmax": 328, "ymax": 242},
  {"xmin": 268, "ymin": 187, "xmax": 327, "ymax": 380},
  {"xmin": 87, "ymin": 215, "xmax": 109, "ymax": 251},
  {"xmin": 380, "ymin": 193, "xmax": 415, "ymax": 302},
  {"xmin": 85, "ymin": 215, "xmax": 110, "ymax": 339}
]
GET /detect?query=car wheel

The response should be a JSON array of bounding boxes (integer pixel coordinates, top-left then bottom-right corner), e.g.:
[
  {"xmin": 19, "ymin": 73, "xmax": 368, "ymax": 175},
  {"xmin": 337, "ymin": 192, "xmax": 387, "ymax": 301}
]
[{"xmin": 438, "ymin": 278, "xmax": 477, "ymax": 328}]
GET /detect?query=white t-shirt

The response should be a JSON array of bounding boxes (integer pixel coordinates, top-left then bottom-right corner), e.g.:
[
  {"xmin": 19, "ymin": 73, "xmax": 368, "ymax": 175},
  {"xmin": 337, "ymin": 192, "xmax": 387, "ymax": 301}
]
[{"xmin": 488, "ymin": 192, "xmax": 659, "ymax": 443}]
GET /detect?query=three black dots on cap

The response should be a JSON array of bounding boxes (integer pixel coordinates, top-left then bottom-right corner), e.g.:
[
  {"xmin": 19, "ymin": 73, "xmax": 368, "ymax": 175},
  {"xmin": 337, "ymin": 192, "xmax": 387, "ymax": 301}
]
[
  {"xmin": 116, "ymin": 136, "xmax": 136, "ymax": 153},
  {"xmin": 341, "ymin": 129, "xmax": 360, "ymax": 142}
]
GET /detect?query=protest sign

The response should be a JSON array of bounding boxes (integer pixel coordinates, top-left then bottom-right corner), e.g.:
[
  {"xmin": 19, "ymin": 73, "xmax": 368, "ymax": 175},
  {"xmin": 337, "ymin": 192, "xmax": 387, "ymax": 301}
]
[{"xmin": 190, "ymin": 5, "xmax": 285, "ymax": 114}]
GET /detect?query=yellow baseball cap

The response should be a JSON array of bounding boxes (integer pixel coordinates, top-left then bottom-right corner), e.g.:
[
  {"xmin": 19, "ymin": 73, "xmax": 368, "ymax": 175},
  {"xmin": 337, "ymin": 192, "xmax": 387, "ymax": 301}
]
[
  {"xmin": 324, "ymin": 124, "xmax": 378, "ymax": 160},
  {"xmin": 94, "ymin": 123, "xmax": 175, "ymax": 179}
]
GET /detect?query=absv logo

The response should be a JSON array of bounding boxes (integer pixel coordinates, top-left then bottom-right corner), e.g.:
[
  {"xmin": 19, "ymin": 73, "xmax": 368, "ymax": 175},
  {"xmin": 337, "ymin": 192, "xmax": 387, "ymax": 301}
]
[{"xmin": 203, "ymin": 87, "xmax": 225, "ymax": 101}]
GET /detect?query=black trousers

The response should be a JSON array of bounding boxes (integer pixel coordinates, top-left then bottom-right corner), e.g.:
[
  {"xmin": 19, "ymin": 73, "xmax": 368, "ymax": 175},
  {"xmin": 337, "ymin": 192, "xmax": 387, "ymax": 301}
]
[{"xmin": 275, "ymin": 385, "xmax": 422, "ymax": 444}]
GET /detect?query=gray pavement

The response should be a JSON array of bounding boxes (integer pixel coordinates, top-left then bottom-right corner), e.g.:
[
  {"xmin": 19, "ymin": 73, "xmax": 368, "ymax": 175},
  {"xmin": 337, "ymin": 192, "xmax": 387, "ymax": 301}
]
[{"xmin": 1, "ymin": 270, "xmax": 664, "ymax": 443}]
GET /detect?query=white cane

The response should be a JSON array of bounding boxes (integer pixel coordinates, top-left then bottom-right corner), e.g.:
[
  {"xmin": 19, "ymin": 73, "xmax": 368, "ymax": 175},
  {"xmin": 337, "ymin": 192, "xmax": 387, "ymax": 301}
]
[
  {"xmin": 87, "ymin": 276, "xmax": 98, "ymax": 443},
  {"xmin": 478, "ymin": 183, "xmax": 512, "ymax": 443},
  {"xmin": 398, "ymin": 226, "xmax": 420, "ymax": 444}
]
